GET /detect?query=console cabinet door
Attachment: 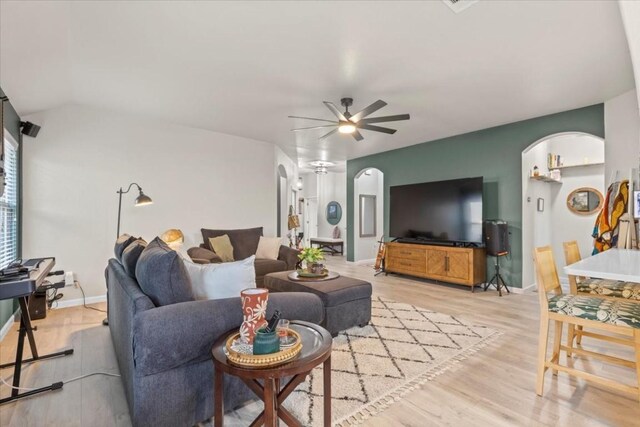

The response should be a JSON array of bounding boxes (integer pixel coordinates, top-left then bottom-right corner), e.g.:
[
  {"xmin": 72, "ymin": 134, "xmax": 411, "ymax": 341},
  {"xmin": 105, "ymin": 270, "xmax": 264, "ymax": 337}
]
[
  {"xmin": 426, "ymin": 249, "xmax": 447, "ymax": 278},
  {"xmin": 446, "ymin": 251, "xmax": 471, "ymax": 281}
]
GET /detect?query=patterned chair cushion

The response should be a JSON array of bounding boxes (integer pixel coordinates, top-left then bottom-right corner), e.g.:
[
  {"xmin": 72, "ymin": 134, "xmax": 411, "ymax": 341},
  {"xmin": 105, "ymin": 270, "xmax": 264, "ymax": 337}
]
[
  {"xmin": 576, "ymin": 278, "xmax": 640, "ymax": 301},
  {"xmin": 548, "ymin": 294, "xmax": 640, "ymax": 329}
]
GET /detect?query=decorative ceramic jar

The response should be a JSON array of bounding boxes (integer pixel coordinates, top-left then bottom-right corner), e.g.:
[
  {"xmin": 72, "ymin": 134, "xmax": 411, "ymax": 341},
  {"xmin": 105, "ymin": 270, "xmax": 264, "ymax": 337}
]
[
  {"xmin": 309, "ymin": 262, "xmax": 325, "ymax": 275},
  {"xmin": 240, "ymin": 288, "xmax": 269, "ymax": 344},
  {"xmin": 253, "ymin": 327, "xmax": 280, "ymax": 355}
]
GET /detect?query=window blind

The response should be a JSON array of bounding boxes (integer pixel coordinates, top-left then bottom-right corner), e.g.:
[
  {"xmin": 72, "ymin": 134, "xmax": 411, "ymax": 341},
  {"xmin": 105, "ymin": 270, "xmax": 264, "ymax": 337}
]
[{"xmin": 0, "ymin": 139, "xmax": 18, "ymax": 269}]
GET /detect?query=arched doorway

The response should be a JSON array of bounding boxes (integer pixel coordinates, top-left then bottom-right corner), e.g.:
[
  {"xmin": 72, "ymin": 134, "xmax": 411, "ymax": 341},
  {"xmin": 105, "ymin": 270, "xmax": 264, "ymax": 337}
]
[
  {"xmin": 521, "ymin": 132, "xmax": 605, "ymax": 288},
  {"xmin": 277, "ymin": 165, "xmax": 288, "ymax": 237},
  {"xmin": 353, "ymin": 168, "xmax": 384, "ymax": 262}
]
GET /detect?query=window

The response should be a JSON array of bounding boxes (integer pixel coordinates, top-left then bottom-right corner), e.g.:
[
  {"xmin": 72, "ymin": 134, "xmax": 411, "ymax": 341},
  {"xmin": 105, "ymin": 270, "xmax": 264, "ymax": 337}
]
[{"xmin": 0, "ymin": 136, "xmax": 18, "ymax": 269}]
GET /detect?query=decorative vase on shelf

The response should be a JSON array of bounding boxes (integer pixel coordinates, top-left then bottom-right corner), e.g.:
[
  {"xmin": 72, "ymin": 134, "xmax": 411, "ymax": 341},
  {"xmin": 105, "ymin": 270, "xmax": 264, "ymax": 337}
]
[{"xmin": 239, "ymin": 288, "xmax": 269, "ymax": 344}]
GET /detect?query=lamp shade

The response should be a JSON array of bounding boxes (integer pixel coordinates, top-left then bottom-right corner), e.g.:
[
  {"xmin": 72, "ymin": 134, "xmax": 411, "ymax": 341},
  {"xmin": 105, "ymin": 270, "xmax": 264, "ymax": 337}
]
[
  {"xmin": 161, "ymin": 229, "xmax": 184, "ymax": 245},
  {"xmin": 135, "ymin": 191, "xmax": 153, "ymax": 206}
]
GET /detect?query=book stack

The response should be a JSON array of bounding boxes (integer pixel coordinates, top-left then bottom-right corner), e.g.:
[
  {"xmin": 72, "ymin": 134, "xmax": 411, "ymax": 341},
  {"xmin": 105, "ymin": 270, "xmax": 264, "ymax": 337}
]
[{"xmin": 547, "ymin": 153, "xmax": 562, "ymax": 169}]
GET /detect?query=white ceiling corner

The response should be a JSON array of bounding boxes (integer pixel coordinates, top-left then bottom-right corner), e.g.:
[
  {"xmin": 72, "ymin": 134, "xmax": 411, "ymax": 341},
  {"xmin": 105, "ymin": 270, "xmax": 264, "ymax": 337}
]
[{"xmin": 0, "ymin": 1, "xmax": 634, "ymax": 168}]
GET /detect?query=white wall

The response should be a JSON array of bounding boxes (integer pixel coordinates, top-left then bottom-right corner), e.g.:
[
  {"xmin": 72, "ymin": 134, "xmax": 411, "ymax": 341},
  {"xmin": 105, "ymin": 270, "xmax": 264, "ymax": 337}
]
[
  {"xmin": 275, "ymin": 146, "xmax": 299, "ymax": 243},
  {"xmin": 522, "ymin": 140, "xmax": 552, "ymax": 288},
  {"xmin": 604, "ymin": 89, "xmax": 640, "ymax": 181},
  {"xmin": 522, "ymin": 133, "xmax": 605, "ymax": 287},
  {"xmin": 317, "ymin": 171, "xmax": 346, "ymax": 240},
  {"xmin": 22, "ymin": 104, "xmax": 280, "ymax": 300},
  {"xmin": 619, "ymin": 1, "xmax": 640, "ymax": 109},
  {"xmin": 354, "ymin": 168, "xmax": 384, "ymax": 262}
]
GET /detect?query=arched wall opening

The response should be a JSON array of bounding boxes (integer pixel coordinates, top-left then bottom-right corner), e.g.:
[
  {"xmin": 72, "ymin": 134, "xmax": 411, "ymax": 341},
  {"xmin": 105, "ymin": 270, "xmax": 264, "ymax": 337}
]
[{"xmin": 521, "ymin": 132, "xmax": 605, "ymax": 288}]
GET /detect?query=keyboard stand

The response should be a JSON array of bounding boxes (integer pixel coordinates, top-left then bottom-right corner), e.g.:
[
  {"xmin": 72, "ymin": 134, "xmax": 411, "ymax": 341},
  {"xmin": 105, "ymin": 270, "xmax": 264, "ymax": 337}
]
[{"xmin": 0, "ymin": 258, "xmax": 74, "ymax": 405}]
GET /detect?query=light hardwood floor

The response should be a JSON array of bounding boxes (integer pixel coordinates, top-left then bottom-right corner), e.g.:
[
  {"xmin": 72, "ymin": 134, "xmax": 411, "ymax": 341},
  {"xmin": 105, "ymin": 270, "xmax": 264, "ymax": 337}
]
[{"xmin": 1, "ymin": 257, "xmax": 639, "ymax": 426}]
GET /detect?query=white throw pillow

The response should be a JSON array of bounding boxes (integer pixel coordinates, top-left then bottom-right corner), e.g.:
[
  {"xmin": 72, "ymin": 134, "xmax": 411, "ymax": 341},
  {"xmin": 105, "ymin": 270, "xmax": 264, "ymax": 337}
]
[
  {"xmin": 255, "ymin": 236, "xmax": 281, "ymax": 260},
  {"xmin": 183, "ymin": 255, "xmax": 256, "ymax": 300}
]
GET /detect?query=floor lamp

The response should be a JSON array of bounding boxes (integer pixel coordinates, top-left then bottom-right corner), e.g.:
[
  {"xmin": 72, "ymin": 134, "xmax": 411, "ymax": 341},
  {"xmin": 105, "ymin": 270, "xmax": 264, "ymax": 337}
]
[
  {"xmin": 116, "ymin": 183, "xmax": 153, "ymax": 238},
  {"xmin": 104, "ymin": 183, "xmax": 153, "ymax": 326}
]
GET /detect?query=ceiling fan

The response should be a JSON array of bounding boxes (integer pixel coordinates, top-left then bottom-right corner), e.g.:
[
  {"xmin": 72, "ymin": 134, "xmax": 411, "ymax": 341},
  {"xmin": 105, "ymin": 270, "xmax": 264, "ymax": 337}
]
[{"xmin": 289, "ymin": 98, "xmax": 410, "ymax": 142}]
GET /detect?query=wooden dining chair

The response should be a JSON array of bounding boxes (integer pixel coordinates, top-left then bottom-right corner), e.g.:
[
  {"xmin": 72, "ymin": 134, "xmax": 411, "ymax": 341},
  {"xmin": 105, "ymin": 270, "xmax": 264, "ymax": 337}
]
[
  {"xmin": 534, "ymin": 246, "xmax": 640, "ymax": 401},
  {"xmin": 563, "ymin": 241, "xmax": 640, "ymax": 302},
  {"xmin": 562, "ymin": 241, "xmax": 640, "ymax": 351}
]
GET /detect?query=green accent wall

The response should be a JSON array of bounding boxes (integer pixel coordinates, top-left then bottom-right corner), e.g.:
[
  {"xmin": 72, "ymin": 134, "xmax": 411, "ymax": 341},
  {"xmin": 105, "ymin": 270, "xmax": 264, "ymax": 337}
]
[
  {"xmin": 0, "ymin": 86, "xmax": 22, "ymax": 330},
  {"xmin": 347, "ymin": 104, "xmax": 605, "ymax": 288}
]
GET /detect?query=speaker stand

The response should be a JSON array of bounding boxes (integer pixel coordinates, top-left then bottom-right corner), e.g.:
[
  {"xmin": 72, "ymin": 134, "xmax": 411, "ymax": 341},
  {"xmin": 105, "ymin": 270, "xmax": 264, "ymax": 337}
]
[{"xmin": 484, "ymin": 254, "xmax": 510, "ymax": 297}]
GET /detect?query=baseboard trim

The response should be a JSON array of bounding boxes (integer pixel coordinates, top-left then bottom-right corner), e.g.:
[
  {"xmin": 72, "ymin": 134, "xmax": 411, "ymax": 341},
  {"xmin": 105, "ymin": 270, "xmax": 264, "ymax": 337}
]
[
  {"xmin": 510, "ymin": 283, "xmax": 536, "ymax": 294},
  {"xmin": 0, "ymin": 310, "xmax": 18, "ymax": 341},
  {"xmin": 354, "ymin": 258, "xmax": 376, "ymax": 265},
  {"xmin": 53, "ymin": 294, "xmax": 107, "ymax": 309}
]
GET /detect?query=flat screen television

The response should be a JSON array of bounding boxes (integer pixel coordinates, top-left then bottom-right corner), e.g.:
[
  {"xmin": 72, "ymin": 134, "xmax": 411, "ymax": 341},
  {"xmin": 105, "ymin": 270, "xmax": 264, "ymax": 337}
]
[{"xmin": 389, "ymin": 177, "xmax": 483, "ymax": 244}]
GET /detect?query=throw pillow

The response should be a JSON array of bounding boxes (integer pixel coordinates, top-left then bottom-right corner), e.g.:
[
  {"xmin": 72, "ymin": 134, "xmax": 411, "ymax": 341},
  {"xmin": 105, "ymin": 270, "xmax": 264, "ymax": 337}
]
[
  {"xmin": 255, "ymin": 236, "xmax": 281, "ymax": 260},
  {"xmin": 183, "ymin": 255, "xmax": 256, "ymax": 300},
  {"xmin": 201, "ymin": 227, "xmax": 263, "ymax": 260},
  {"xmin": 209, "ymin": 235, "xmax": 235, "ymax": 262},
  {"xmin": 135, "ymin": 237, "xmax": 195, "ymax": 307},
  {"xmin": 187, "ymin": 247, "xmax": 223, "ymax": 264},
  {"xmin": 114, "ymin": 234, "xmax": 137, "ymax": 262},
  {"xmin": 121, "ymin": 239, "xmax": 147, "ymax": 277}
]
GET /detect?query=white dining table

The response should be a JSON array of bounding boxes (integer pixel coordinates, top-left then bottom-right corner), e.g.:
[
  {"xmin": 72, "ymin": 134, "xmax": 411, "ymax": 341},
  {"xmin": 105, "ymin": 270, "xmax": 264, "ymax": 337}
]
[{"xmin": 563, "ymin": 248, "xmax": 640, "ymax": 283}]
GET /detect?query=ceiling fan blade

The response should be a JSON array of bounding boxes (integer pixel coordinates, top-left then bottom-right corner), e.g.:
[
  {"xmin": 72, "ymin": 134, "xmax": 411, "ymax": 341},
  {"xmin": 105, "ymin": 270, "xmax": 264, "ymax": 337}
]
[
  {"xmin": 352, "ymin": 130, "xmax": 364, "ymax": 141},
  {"xmin": 357, "ymin": 123, "xmax": 397, "ymax": 134},
  {"xmin": 319, "ymin": 128, "xmax": 339, "ymax": 140},
  {"xmin": 288, "ymin": 116, "xmax": 337, "ymax": 124},
  {"xmin": 291, "ymin": 125, "xmax": 337, "ymax": 131},
  {"xmin": 323, "ymin": 102, "xmax": 348, "ymax": 121},
  {"xmin": 349, "ymin": 100, "xmax": 388, "ymax": 122},
  {"xmin": 359, "ymin": 114, "xmax": 410, "ymax": 124}
]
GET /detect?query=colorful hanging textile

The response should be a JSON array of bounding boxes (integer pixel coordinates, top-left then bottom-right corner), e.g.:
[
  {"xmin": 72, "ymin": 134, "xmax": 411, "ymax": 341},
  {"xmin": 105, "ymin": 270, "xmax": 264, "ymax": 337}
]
[{"xmin": 592, "ymin": 180, "xmax": 629, "ymax": 254}]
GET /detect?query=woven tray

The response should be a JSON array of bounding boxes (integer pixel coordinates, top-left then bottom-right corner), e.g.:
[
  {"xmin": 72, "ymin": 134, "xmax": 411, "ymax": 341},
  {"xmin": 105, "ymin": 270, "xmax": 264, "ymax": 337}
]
[{"xmin": 225, "ymin": 329, "xmax": 303, "ymax": 368}]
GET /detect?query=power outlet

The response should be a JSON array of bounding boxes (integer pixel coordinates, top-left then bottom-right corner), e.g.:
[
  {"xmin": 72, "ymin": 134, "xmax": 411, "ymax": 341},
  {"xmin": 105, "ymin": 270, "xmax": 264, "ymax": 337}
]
[{"xmin": 65, "ymin": 271, "xmax": 76, "ymax": 287}]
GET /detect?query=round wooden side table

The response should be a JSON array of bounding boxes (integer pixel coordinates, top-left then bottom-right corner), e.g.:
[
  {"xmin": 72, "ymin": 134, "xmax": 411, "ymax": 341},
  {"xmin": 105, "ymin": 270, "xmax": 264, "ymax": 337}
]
[{"xmin": 212, "ymin": 320, "xmax": 332, "ymax": 427}]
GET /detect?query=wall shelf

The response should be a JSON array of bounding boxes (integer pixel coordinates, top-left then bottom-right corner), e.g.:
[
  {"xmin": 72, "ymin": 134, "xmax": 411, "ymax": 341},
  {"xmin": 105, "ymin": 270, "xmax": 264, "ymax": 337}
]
[
  {"xmin": 548, "ymin": 162, "xmax": 604, "ymax": 171},
  {"xmin": 529, "ymin": 175, "xmax": 562, "ymax": 184}
]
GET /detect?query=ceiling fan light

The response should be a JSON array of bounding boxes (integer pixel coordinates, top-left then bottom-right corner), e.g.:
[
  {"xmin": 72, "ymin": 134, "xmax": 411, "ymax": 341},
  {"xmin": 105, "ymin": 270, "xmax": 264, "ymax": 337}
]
[{"xmin": 338, "ymin": 123, "xmax": 356, "ymax": 134}]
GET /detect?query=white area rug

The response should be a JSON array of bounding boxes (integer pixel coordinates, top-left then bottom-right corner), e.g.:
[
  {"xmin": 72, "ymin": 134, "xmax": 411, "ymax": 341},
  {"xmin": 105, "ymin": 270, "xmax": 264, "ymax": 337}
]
[{"xmin": 224, "ymin": 296, "xmax": 501, "ymax": 426}]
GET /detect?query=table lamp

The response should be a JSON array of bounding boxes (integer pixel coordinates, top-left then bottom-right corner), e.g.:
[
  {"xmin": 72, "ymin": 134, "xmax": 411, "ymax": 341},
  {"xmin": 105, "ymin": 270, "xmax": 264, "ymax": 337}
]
[
  {"xmin": 287, "ymin": 205, "xmax": 300, "ymax": 248},
  {"xmin": 161, "ymin": 229, "xmax": 184, "ymax": 249}
]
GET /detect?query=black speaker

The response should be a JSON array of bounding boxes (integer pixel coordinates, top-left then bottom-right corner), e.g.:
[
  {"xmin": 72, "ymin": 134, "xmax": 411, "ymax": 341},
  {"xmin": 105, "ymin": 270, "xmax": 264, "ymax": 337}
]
[
  {"xmin": 483, "ymin": 220, "xmax": 510, "ymax": 256},
  {"xmin": 20, "ymin": 121, "xmax": 41, "ymax": 138}
]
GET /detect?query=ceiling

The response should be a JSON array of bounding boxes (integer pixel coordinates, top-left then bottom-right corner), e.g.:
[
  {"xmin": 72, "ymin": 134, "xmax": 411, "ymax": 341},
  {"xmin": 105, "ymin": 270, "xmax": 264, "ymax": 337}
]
[{"xmin": 0, "ymin": 1, "xmax": 635, "ymax": 170}]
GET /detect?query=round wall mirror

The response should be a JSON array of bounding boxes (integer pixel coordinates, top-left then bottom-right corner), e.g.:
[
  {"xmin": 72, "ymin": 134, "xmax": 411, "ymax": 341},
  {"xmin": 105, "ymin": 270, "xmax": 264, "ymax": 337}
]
[
  {"xmin": 326, "ymin": 201, "xmax": 342, "ymax": 225},
  {"xmin": 567, "ymin": 187, "xmax": 603, "ymax": 215}
]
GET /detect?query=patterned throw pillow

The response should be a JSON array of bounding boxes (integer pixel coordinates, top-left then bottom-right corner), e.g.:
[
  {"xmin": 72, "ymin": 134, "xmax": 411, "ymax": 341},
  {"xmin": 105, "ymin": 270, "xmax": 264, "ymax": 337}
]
[{"xmin": 209, "ymin": 235, "xmax": 235, "ymax": 262}]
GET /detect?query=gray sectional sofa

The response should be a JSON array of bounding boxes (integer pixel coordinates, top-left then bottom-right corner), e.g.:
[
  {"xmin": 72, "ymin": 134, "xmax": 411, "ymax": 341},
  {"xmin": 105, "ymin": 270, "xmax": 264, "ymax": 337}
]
[{"xmin": 106, "ymin": 236, "xmax": 323, "ymax": 427}]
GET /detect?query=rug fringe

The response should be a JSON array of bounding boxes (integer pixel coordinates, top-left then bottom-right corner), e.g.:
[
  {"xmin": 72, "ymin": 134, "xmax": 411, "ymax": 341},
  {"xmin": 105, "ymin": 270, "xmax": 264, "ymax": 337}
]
[{"xmin": 334, "ymin": 330, "xmax": 503, "ymax": 426}]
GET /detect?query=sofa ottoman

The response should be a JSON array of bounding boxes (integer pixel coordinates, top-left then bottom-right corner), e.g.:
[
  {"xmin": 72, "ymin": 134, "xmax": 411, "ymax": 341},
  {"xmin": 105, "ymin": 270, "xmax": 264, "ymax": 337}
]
[{"xmin": 264, "ymin": 271, "xmax": 372, "ymax": 336}]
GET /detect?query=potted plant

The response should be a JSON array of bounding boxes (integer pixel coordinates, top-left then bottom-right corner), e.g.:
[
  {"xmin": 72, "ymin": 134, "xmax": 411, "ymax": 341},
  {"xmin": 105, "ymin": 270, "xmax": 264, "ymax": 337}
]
[{"xmin": 298, "ymin": 247, "xmax": 325, "ymax": 274}]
